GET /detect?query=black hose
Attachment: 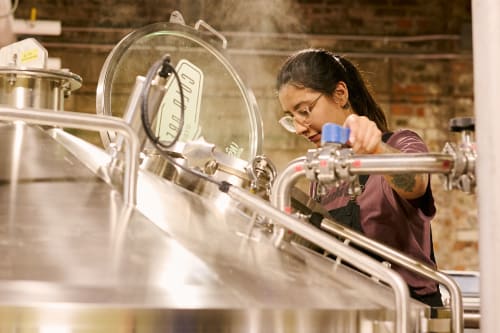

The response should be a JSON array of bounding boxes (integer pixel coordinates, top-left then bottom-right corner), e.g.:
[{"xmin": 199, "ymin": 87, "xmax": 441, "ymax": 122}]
[
  {"xmin": 140, "ymin": 55, "xmax": 184, "ymax": 150},
  {"xmin": 139, "ymin": 55, "xmax": 223, "ymax": 187}
]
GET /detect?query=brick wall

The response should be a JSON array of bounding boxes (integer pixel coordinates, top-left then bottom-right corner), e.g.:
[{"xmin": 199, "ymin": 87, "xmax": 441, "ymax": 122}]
[{"xmin": 12, "ymin": 0, "xmax": 476, "ymax": 270}]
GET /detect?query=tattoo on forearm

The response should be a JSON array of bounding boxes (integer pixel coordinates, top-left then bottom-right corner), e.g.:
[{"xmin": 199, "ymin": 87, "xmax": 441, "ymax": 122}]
[{"xmin": 390, "ymin": 174, "xmax": 416, "ymax": 192}]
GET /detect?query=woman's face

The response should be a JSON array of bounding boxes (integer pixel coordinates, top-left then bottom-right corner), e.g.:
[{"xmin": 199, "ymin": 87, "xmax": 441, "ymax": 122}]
[{"xmin": 278, "ymin": 83, "xmax": 352, "ymax": 147}]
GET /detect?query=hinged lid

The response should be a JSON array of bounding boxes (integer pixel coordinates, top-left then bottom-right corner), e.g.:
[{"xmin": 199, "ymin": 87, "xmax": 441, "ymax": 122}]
[{"xmin": 96, "ymin": 15, "xmax": 263, "ymax": 162}]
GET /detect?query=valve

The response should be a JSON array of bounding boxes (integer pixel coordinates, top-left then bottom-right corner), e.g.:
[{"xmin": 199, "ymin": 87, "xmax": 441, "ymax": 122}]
[
  {"xmin": 304, "ymin": 123, "xmax": 363, "ymax": 197},
  {"xmin": 316, "ymin": 123, "xmax": 348, "ymax": 183},
  {"xmin": 321, "ymin": 122, "xmax": 350, "ymax": 146},
  {"xmin": 247, "ymin": 155, "xmax": 277, "ymax": 199},
  {"xmin": 441, "ymin": 117, "xmax": 476, "ymax": 193},
  {"xmin": 299, "ymin": 119, "xmax": 477, "ymax": 199}
]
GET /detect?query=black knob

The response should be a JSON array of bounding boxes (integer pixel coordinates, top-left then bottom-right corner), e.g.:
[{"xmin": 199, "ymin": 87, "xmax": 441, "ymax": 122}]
[{"xmin": 449, "ymin": 117, "xmax": 475, "ymax": 132}]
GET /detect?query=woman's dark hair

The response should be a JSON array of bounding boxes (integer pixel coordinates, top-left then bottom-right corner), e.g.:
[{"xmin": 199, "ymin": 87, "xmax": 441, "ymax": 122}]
[{"xmin": 276, "ymin": 48, "xmax": 389, "ymax": 132}]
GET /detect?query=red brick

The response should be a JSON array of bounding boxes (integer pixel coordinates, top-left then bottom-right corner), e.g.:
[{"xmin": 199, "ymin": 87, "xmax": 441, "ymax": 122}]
[{"xmin": 391, "ymin": 105, "xmax": 413, "ymax": 116}]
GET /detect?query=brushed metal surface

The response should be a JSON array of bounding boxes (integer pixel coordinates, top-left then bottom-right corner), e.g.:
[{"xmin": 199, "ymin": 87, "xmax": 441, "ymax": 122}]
[
  {"xmin": 0, "ymin": 124, "xmax": 428, "ymax": 331},
  {"xmin": 0, "ymin": 122, "xmax": 97, "ymax": 181}
]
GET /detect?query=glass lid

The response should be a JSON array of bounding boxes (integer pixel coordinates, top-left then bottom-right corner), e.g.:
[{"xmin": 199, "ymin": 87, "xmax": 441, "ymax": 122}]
[{"xmin": 96, "ymin": 15, "xmax": 263, "ymax": 162}]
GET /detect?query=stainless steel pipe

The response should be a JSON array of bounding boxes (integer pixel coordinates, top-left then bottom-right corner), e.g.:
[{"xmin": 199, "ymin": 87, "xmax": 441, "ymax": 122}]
[
  {"xmin": 270, "ymin": 153, "xmax": 465, "ymax": 333},
  {"xmin": 270, "ymin": 156, "xmax": 308, "ymax": 246},
  {"xmin": 346, "ymin": 153, "xmax": 455, "ymax": 174},
  {"xmin": 227, "ymin": 184, "xmax": 411, "ymax": 333},
  {"xmin": 0, "ymin": 106, "xmax": 139, "ymax": 206}
]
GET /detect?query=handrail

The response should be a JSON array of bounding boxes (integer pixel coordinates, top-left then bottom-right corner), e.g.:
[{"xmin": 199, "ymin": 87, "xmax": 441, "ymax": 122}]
[
  {"xmin": 346, "ymin": 152, "xmax": 454, "ymax": 174},
  {"xmin": 271, "ymin": 155, "xmax": 464, "ymax": 333},
  {"xmin": 321, "ymin": 219, "xmax": 463, "ymax": 333},
  {"xmin": 226, "ymin": 182, "xmax": 411, "ymax": 333},
  {"xmin": 0, "ymin": 106, "xmax": 139, "ymax": 206}
]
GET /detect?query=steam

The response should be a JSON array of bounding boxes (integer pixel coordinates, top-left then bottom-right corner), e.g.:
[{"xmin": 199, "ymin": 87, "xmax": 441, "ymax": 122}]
[{"xmin": 201, "ymin": 0, "xmax": 305, "ymax": 34}]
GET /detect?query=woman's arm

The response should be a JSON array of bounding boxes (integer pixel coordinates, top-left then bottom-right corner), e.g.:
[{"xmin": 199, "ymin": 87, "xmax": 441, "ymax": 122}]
[
  {"xmin": 376, "ymin": 142, "xmax": 429, "ymax": 199},
  {"xmin": 344, "ymin": 114, "xmax": 429, "ymax": 199}
]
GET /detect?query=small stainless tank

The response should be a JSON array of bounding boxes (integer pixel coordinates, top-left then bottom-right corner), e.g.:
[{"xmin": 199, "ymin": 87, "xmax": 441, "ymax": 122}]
[{"xmin": 0, "ymin": 67, "xmax": 81, "ymax": 111}]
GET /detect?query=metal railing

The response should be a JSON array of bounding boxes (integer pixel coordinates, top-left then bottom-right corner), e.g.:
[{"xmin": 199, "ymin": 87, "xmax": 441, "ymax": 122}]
[
  {"xmin": 226, "ymin": 183, "xmax": 412, "ymax": 333},
  {"xmin": 271, "ymin": 154, "xmax": 464, "ymax": 333},
  {"xmin": 0, "ymin": 106, "xmax": 140, "ymax": 206}
]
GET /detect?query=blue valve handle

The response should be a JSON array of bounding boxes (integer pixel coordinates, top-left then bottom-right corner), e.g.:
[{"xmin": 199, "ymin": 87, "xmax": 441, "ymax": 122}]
[{"xmin": 321, "ymin": 123, "xmax": 350, "ymax": 145}]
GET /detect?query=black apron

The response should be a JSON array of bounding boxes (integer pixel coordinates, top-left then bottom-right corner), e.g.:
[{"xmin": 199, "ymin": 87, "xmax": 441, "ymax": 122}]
[
  {"xmin": 327, "ymin": 132, "xmax": 393, "ymax": 234},
  {"xmin": 318, "ymin": 132, "xmax": 443, "ymax": 307}
]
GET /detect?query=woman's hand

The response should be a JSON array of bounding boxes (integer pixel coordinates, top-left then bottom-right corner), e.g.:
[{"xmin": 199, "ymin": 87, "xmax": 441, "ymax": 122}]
[{"xmin": 343, "ymin": 114, "xmax": 382, "ymax": 154}]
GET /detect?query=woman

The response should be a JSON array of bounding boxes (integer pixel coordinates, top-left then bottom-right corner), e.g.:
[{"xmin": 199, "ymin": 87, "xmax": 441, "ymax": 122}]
[{"xmin": 276, "ymin": 48, "xmax": 443, "ymax": 307}]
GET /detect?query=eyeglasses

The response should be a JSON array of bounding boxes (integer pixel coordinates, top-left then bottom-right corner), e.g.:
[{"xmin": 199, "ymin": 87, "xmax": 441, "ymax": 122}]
[{"xmin": 278, "ymin": 93, "xmax": 323, "ymax": 133}]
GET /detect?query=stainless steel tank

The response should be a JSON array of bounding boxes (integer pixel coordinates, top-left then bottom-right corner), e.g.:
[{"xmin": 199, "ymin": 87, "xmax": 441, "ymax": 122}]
[
  {"xmin": 0, "ymin": 121, "xmax": 428, "ymax": 332},
  {"xmin": 0, "ymin": 67, "xmax": 81, "ymax": 110},
  {"xmin": 0, "ymin": 38, "xmax": 82, "ymax": 112},
  {"xmin": 0, "ymin": 13, "xmax": 459, "ymax": 333}
]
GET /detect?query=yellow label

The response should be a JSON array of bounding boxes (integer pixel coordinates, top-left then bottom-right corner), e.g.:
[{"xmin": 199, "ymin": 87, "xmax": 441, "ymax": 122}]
[{"xmin": 20, "ymin": 49, "xmax": 39, "ymax": 63}]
